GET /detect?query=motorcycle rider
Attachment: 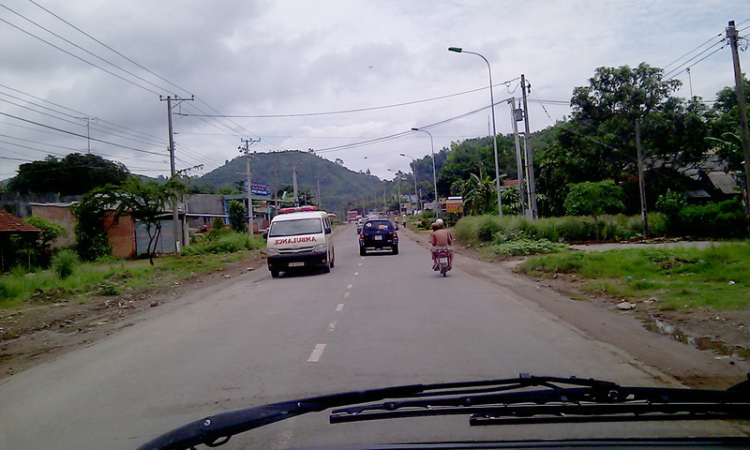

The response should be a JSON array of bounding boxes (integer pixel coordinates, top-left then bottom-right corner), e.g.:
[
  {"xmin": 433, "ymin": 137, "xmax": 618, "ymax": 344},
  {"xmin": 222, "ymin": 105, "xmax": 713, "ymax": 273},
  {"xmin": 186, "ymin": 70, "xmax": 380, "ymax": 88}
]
[{"xmin": 430, "ymin": 218, "xmax": 453, "ymax": 271}]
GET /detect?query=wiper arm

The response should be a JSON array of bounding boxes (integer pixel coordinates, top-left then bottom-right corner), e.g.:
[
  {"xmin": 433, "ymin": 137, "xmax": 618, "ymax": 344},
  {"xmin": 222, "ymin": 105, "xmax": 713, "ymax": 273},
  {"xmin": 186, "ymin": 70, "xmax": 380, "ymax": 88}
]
[
  {"xmin": 137, "ymin": 383, "xmax": 425, "ymax": 450},
  {"xmin": 138, "ymin": 373, "xmax": 750, "ymax": 449},
  {"xmin": 330, "ymin": 373, "xmax": 750, "ymax": 426}
]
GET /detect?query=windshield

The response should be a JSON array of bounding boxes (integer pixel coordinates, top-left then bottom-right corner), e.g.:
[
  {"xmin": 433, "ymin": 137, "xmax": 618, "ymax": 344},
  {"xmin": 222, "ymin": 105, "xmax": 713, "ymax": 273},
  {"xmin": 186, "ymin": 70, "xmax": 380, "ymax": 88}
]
[
  {"xmin": 268, "ymin": 218, "xmax": 322, "ymax": 237},
  {"xmin": 3, "ymin": 2, "xmax": 750, "ymax": 450}
]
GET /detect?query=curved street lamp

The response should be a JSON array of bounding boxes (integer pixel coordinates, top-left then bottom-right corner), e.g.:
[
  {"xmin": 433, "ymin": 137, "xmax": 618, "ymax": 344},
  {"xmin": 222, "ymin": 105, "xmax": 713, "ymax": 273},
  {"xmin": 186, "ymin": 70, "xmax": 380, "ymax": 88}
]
[
  {"xmin": 410, "ymin": 128, "xmax": 439, "ymax": 219},
  {"xmin": 448, "ymin": 47, "xmax": 502, "ymax": 216}
]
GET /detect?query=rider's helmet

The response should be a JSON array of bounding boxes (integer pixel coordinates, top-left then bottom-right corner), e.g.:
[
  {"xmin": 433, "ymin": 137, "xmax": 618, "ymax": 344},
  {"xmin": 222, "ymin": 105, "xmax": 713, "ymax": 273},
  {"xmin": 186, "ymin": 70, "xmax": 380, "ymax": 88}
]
[{"xmin": 435, "ymin": 218, "xmax": 444, "ymax": 226}]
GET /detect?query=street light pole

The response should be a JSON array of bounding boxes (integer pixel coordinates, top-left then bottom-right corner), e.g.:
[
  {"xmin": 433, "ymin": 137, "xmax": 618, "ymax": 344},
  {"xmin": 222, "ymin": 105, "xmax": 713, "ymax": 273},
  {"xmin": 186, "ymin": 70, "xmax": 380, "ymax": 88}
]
[
  {"xmin": 400, "ymin": 153, "xmax": 420, "ymax": 213},
  {"xmin": 411, "ymin": 128, "xmax": 439, "ymax": 219},
  {"xmin": 388, "ymin": 169, "xmax": 404, "ymax": 216},
  {"xmin": 448, "ymin": 47, "xmax": 503, "ymax": 216}
]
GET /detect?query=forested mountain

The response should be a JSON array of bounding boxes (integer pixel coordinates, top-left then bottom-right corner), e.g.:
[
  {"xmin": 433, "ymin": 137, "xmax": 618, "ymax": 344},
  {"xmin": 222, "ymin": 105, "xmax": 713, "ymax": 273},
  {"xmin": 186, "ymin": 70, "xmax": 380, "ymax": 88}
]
[{"xmin": 189, "ymin": 150, "xmax": 386, "ymax": 216}]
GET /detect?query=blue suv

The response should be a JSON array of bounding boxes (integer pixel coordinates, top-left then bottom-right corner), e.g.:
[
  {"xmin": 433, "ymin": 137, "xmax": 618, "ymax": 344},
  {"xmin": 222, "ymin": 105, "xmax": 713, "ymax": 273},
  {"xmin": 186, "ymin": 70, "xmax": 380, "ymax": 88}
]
[{"xmin": 358, "ymin": 219, "xmax": 398, "ymax": 255}]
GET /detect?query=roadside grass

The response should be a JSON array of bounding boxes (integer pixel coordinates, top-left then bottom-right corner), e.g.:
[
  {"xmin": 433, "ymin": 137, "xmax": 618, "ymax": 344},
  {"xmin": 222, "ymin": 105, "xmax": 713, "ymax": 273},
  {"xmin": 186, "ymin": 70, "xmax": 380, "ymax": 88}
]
[
  {"xmin": 518, "ymin": 242, "xmax": 750, "ymax": 311},
  {"xmin": 0, "ymin": 233, "xmax": 263, "ymax": 309},
  {"xmin": 454, "ymin": 213, "xmax": 666, "ymax": 246}
]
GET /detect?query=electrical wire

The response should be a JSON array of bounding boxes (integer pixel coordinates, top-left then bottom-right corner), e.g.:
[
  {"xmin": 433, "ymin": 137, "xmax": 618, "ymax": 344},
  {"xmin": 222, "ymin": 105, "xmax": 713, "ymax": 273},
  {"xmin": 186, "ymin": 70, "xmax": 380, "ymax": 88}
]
[{"xmin": 179, "ymin": 81, "xmax": 520, "ymax": 119}]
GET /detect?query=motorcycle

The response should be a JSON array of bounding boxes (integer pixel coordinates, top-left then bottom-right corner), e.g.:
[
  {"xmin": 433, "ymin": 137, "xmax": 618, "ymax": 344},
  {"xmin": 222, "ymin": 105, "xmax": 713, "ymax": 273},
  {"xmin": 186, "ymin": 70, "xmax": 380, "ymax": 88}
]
[{"xmin": 435, "ymin": 249, "xmax": 451, "ymax": 277}]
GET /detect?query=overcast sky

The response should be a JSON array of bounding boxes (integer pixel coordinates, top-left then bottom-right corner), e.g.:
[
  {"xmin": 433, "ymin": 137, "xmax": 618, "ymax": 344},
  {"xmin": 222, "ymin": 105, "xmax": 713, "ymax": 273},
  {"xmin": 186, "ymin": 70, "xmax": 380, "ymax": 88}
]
[{"xmin": 1, "ymin": 0, "xmax": 748, "ymax": 185}]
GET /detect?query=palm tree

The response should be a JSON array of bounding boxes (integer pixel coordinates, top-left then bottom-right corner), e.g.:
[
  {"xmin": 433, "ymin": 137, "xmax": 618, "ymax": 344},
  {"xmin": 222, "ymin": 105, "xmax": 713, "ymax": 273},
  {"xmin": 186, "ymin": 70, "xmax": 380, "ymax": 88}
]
[{"xmin": 462, "ymin": 173, "xmax": 497, "ymax": 215}]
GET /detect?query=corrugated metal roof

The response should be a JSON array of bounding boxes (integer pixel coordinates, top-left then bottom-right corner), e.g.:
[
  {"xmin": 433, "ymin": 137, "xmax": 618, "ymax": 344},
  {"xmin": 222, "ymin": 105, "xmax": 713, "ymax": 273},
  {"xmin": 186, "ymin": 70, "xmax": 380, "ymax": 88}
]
[{"xmin": 707, "ymin": 172, "xmax": 740, "ymax": 195}]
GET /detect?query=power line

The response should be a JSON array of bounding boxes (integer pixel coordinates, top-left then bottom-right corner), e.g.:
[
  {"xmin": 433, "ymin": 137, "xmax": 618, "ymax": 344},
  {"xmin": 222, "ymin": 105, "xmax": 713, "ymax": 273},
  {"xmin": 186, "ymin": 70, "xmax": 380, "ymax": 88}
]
[
  {"xmin": 313, "ymin": 102, "xmax": 502, "ymax": 154},
  {"xmin": 179, "ymin": 81, "xmax": 520, "ymax": 119},
  {"xmin": 1, "ymin": 4, "xmax": 177, "ymax": 97},
  {"xmin": 1, "ymin": 111, "xmax": 167, "ymax": 157}
]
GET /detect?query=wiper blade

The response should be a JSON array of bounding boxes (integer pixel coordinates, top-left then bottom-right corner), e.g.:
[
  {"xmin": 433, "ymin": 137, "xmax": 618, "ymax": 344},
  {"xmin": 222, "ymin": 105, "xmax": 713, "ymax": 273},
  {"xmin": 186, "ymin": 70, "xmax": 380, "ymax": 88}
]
[
  {"xmin": 137, "ymin": 383, "xmax": 425, "ymax": 450},
  {"xmin": 330, "ymin": 374, "xmax": 750, "ymax": 426},
  {"xmin": 138, "ymin": 373, "xmax": 750, "ymax": 450}
]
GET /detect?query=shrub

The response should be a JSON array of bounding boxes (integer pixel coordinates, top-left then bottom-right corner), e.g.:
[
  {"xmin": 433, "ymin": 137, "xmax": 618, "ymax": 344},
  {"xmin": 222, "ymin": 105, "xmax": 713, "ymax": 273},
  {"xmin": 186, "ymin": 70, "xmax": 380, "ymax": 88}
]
[
  {"xmin": 477, "ymin": 215, "xmax": 502, "ymax": 241},
  {"xmin": 182, "ymin": 231, "xmax": 260, "ymax": 255},
  {"xmin": 492, "ymin": 239, "xmax": 567, "ymax": 256},
  {"xmin": 676, "ymin": 199, "xmax": 746, "ymax": 238},
  {"xmin": 99, "ymin": 281, "xmax": 121, "ymax": 296},
  {"xmin": 227, "ymin": 200, "xmax": 248, "ymax": 234},
  {"xmin": 51, "ymin": 250, "xmax": 79, "ymax": 279}
]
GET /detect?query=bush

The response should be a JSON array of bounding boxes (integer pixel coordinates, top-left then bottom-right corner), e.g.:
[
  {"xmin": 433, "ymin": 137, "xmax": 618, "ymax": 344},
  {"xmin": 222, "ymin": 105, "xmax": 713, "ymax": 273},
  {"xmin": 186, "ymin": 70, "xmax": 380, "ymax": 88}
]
[
  {"xmin": 182, "ymin": 231, "xmax": 261, "ymax": 255},
  {"xmin": 673, "ymin": 199, "xmax": 746, "ymax": 238},
  {"xmin": 477, "ymin": 215, "xmax": 502, "ymax": 241},
  {"xmin": 492, "ymin": 239, "xmax": 567, "ymax": 256},
  {"xmin": 99, "ymin": 281, "xmax": 121, "ymax": 296},
  {"xmin": 227, "ymin": 200, "xmax": 248, "ymax": 234},
  {"xmin": 455, "ymin": 213, "xmax": 669, "ymax": 245},
  {"xmin": 51, "ymin": 250, "xmax": 79, "ymax": 279}
]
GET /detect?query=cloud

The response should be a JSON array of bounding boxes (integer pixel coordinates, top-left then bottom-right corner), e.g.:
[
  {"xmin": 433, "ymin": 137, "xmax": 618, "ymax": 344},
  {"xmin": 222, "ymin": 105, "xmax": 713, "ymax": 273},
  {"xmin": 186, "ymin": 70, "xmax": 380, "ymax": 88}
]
[{"xmin": 1, "ymin": 0, "xmax": 747, "ymax": 182}]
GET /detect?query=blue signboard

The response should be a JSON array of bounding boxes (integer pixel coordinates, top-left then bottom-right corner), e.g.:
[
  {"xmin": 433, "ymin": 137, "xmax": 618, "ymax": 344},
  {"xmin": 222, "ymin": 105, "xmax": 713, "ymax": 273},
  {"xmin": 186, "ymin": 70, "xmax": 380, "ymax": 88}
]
[{"xmin": 245, "ymin": 181, "xmax": 271, "ymax": 197}]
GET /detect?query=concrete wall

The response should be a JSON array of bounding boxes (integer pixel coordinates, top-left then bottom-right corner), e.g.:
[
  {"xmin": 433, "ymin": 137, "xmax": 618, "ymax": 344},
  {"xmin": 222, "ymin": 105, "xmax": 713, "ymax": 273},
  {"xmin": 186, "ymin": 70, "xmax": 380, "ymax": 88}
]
[{"xmin": 29, "ymin": 204, "xmax": 77, "ymax": 248}]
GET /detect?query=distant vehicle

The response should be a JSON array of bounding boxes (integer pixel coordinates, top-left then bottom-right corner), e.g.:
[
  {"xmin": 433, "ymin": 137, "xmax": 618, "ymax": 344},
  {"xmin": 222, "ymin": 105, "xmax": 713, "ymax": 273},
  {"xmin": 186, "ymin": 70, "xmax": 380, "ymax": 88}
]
[
  {"xmin": 359, "ymin": 218, "xmax": 398, "ymax": 255},
  {"xmin": 356, "ymin": 218, "xmax": 365, "ymax": 234},
  {"xmin": 265, "ymin": 206, "xmax": 335, "ymax": 278}
]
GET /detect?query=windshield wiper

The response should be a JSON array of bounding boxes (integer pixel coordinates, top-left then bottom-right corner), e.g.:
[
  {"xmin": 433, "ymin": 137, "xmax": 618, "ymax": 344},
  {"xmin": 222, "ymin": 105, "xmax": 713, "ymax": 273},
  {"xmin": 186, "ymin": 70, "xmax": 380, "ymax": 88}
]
[
  {"xmin": 330, "ymin": 373, "xmax": 750, "ymax": 426},
  {"xmin": 138, "ymin": 373, "xmax": 750, "ymax": 450},
  {"xmin": 137, "ymin": 383, "xmax": 427, "ymax": 450}
]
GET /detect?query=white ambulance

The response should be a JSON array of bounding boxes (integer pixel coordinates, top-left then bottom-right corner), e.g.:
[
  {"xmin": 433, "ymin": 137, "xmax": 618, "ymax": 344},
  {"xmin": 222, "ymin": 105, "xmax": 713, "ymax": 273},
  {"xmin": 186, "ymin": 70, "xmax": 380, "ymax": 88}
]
[{"xmin": 265, "ymin": 206, "xmax": 335, "ymax": 278}]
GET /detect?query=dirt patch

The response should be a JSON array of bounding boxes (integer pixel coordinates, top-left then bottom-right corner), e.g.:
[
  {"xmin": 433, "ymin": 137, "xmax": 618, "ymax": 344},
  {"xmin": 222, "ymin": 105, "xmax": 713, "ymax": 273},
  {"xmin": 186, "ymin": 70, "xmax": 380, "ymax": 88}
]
[
  {"xmin": 533, "ymin": 273, "xmax": 750, "ymax": 359},
  {"xmin": 0, "ymin": 252, "xmax": 265, "ymax": 380}
]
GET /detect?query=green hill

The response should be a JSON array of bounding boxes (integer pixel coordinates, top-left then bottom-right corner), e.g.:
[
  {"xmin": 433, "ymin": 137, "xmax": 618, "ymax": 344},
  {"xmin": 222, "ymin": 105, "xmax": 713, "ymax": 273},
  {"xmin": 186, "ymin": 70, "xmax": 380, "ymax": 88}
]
[{"xmin": 191, "ymin": 150, "xmax": 386, "ymax": 216}]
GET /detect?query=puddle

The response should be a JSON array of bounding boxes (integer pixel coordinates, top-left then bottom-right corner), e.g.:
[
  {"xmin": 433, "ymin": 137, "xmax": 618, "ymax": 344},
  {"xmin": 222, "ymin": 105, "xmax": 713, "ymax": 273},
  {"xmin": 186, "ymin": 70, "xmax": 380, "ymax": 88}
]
[{"xmin": 646, "ymin": 319, "xmax": 750, "ymax": 360}]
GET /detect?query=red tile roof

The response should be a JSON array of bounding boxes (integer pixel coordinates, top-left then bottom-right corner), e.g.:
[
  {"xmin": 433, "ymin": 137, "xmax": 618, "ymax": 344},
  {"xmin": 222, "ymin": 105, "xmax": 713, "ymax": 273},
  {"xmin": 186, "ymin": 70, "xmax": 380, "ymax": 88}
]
[{"xmin": 0, "ymin": 211, "xmax": 40, "ymax": 233}]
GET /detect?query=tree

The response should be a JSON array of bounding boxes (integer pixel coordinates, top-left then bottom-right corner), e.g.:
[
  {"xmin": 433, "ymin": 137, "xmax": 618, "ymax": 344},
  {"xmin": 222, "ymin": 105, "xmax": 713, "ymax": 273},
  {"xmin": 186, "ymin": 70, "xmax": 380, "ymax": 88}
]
[
  {"xmin": 75, "ymin": 177, "xmax": 185, "ymax": 265},
  {"xmin": 227, "ymin": 200, "xmax": 248, "ymax": 234},
  {"xmin": 460, "ymin": 173, "xmax": 498, "ymax": 216},
  {"xmin": 25, "ymin": 217, "xmax": 67, "ymax": 250},
  {"xmin": 564, "ymin": 180, "xmax": 625, "ymax": 241},
  {"xmin": 536, "ymin": 63, "xmax": 710, "ymax": 216},
  {"xmin": 8, "ymin": 153, "xmax": 130, "ymax": 195},
  {"xmin": 73, "ymin": 196, "xmax": 112, "ymax": 262}
]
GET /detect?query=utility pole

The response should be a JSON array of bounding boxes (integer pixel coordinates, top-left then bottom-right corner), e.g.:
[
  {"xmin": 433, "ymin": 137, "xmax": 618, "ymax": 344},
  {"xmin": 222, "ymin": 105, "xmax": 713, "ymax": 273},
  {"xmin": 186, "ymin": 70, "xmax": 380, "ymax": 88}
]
[
  {"xmin": 160, "ymin": 95, "xmax": 193, "ymax": 254},
  {"xmin": 508, "ymin": 98, "xmax": 526, "ymax": 217},
  {"xmin": 76, "ymin": 117, "xmax": 96, "ymax": 153},
  {"xmin": 240, "ymin": 138, "xmax": 260, "ymax": 237},
  {"xmin": 635, "ymin": 119, "xmax": 649, "ymax": 238},
  {"xmin": 292, "ymin": 166, "xmax": 299, "ymax": 206},
  {"xmin": 520, "ymin": 75, "xmax": 538, "ymax": 219},
  {"xmin": 727, "ymin": 20, "xmax": 750, "ymax": 231}
]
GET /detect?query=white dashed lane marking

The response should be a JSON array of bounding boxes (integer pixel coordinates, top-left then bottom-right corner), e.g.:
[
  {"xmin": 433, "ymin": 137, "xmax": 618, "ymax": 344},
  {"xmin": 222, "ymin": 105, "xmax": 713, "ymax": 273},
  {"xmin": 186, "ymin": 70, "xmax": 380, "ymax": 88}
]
[
  {"xmin": 307, "ymin": 344, "xmax": 326, "ymax": 363},
  {"xmin": 336, "ymin": 303, "xmax": 344, "ymax": 312}
]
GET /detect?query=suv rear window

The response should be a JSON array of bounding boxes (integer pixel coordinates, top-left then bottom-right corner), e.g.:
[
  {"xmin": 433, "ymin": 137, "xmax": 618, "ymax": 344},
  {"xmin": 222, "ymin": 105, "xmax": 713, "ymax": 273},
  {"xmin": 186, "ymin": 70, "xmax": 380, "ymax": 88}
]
[{"xmin": 362, "ymin": 220, "xmax": 393, "ymax": 233}]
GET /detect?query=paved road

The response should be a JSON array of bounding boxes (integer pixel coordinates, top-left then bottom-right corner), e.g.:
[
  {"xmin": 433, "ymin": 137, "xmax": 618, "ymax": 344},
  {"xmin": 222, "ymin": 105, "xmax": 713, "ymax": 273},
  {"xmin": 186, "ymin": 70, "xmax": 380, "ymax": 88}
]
[{"xmin": 0, "ymin": 225, "xmax": 743, "ymax": 449}]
